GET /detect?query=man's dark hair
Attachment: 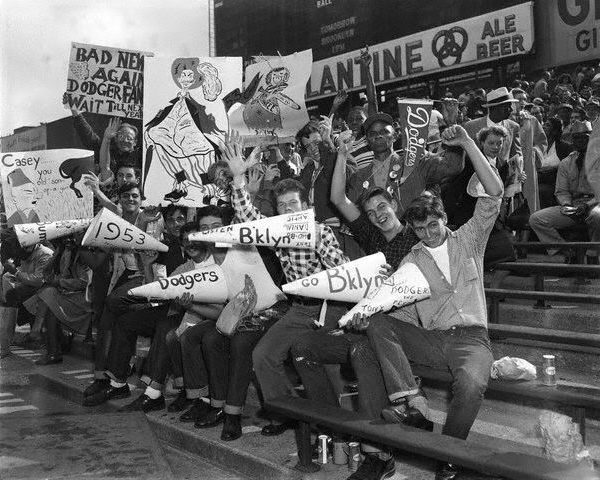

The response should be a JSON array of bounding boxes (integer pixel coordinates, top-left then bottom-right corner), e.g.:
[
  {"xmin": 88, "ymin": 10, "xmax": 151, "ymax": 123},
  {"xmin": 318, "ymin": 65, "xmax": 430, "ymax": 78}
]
[
  {"xmin": 197, "ymin": 205, "xmax": 229, "ymax": 224},
  {"xmin": 273, "ymin": 178, "xmax": 308, "ymax": 204},
  {"xmin": 117, "ymin": 181, "xmax": 143, "ymax": 199},
  {"xmin": 116, "ymin": 164, "xmax": 141, "ymax": 179},
  {"xmin": 477, "ymin": 125, "xmax": 508, "ymax": 144},
  {"xmin": 179, "ymin": 221, "xmax": 199, "ymax": 243},
  {"xmin": 404, "ymin": 192, "xmax": 446, "ymax": 225},
  {"xmin": 296, "ymin": 122, "xmax": 319, "ymax": 142},
  {"xmin": 162, "ymin": 204, "xmax": 188, "ymax": 219},
  {"xmin": 359, "ymin": 187, "xmax": 395, "ymax": 210}
]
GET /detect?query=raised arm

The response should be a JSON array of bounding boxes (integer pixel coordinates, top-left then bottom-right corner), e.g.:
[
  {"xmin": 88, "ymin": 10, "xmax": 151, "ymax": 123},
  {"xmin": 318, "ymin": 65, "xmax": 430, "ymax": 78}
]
[
  {"xmin": 82, "ymin": 172, "xmax": 119, "ymax": 214},
  {"xmin": 355, "ymin": 48, "xmax": 378, "ymax": 116},
  {"xmin": 330, "ymin": 129, "xmax": 361, "ymax": 223},
  {"xmin": 99, "ymin": 118, "xmax": 121, "ymax": 183}
]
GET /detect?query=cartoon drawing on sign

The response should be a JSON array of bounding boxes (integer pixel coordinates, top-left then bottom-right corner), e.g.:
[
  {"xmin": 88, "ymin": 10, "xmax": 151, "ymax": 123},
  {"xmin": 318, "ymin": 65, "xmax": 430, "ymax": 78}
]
[
  {"xmin": 6, "ymin": 169, "xmax": 40, "ymax": 225},
  {"xmin": 59, "ymin": 155, "xmax": 95, "ymax": 198},
  {"xmin": 242, "ymin": 67, "xmax": 301, "ymax": 136},
  {"xmin": 144, "ymin": 58, "xmax": 224, "ymax": 204}
]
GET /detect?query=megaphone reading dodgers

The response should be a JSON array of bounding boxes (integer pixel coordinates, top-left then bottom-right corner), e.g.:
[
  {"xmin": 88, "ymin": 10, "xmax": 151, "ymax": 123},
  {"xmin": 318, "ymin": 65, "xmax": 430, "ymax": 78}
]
[
  {"xmin": 82, "ymin": 208, "xmax": 168, "ymax": 252},
  {"xmin": 188, "ymin": 209, "xmax": 316, "ymax": 249},
  {"xmin": 15, "ymin": 218, "xmax": 93, "ymax": 247},
  {"xmin": 338, "ymin": 262, "xmax": 430, "ymax": 327},
  {"xmin": 127, "ymin": 264, "xmax": 229, "ymax": 302},
  {"xmin": 282, "ymin": 252, "xmax": 387, "ymax": 303}
]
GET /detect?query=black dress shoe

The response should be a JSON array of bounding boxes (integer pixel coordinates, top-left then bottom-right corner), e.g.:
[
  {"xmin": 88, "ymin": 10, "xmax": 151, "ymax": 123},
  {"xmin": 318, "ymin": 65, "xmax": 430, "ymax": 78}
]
[
  {"xmin": 168, "ymin": 390, "xmax": 193, "ymax": 413},
  {"xmin": 221, "ymin": 413, "xmax": 242, "ymax": 441},
  {"xmin": 120, "ymin": 393, "xmax": 165, "ymax": 412},
  {"xmin": 35, "ymin": 354, "xmax": 63, "ymax": 365},
  {"xmin": 381, "ymin": 405, "xmax": 434, "ymax": 431},
  {"xmin": 83, "ymin": 378, "xmax": 109, "ymax": 397},
  {"xmin": 194, "ymin": 407, "xmax": 224, "ymax": 428},
  {"xmin": 435, "ymin": 462, "xmax": 459, "ymax": 480},
  {"xmin": 83, "ymin": 383, "xmax": 130, "ymax": 407},
  {"xmin": 261, "ymin": 420, "xmax": 296, "ymax": 436},
  {"xmin": 180, "ymin": 398, "xmax": 211, "ymax": 422}
]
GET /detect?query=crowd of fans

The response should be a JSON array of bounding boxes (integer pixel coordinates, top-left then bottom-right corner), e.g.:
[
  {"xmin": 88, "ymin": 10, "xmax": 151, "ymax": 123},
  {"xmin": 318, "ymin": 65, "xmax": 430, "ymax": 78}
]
[{"xmin": 1, "ymin": 58, "xmax": 599, "ymax": 480}]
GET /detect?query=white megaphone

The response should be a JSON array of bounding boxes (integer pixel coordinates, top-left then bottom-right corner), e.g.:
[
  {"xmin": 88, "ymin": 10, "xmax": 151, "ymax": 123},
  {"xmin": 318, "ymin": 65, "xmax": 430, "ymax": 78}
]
[
  {"xmin": 127, "ymin": 264, "xmax": 229, "ymax": 302},
  {"xmin": 82, "ymin": 208, "xmax": 168, "ymax": 252},
  {"xmin": 338, "ymin": 262, "xmax": 430, "ymax": 327},
  {"xmin": 14, "ymin": 218, "xmax": 93, "ymax": 247},
  {"xmin": 282, "ymin": 253, "xmax": 387, "ymax": 303},
  {"xmin": 188, "ymin": 209, "xmax": 316, "ymax": 249}
]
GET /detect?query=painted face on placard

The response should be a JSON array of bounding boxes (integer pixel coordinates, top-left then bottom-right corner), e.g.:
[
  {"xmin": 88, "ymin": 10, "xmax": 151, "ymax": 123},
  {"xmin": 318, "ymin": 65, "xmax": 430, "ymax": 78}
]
[
  {"xmin": 118, "ymin": 187, "xmax": 142, "ymax": 215},
  {"xmin": 10, "ymin": 181, "xmax": 38, "ymax": 212},
  {"xmin": 411, "ymin": 215, "xmax": 448, "ymax": 248},
  {"xmin": 276, "ymin": 191, "xmax": 307, "ymax": 215},
  {"xmin": 178, "ymin": 69, "xmax": 196, "ymax": 90},
  {"xmin": 363, "ymin": 195, "xmax": 399, "ymax": 233}
]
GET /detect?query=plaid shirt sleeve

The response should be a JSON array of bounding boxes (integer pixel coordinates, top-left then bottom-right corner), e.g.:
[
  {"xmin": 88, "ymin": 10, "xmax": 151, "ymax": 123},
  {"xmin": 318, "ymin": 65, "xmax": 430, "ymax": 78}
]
[
  {"xmin": 231, "ymin": 182, "xmax": 266, "ymax": 223},
  {"xmin": 316, "ymin": 224, "xmax": 349, "ymax": 269}
]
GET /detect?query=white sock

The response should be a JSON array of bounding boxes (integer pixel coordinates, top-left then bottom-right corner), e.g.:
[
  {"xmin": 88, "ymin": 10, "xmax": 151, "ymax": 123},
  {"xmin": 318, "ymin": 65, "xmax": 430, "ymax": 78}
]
[
  {"xmin": 110, "ymin": 379, "xmax": 126, "ymax": 389},
  {"xmin": 144, "ymin": 386, "xmax": 162, "ymax": 400}
]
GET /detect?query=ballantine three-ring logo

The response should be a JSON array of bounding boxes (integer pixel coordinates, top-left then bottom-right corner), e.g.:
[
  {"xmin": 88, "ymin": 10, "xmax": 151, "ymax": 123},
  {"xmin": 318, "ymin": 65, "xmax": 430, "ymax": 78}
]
[
  {"xmin": 432, "ymin": 26, "xmax": 468, "ymax": 67},
  {"xmin": 404, "ymin": 106, "xmax": 430, "ymax": 167}
]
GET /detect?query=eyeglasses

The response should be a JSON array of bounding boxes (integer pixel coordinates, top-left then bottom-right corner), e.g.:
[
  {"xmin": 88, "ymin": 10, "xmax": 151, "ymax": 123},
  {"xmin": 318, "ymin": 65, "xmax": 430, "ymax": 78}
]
[{"xmin": 117, "ymin": 133, "xmax": 136, "ymax": 142}]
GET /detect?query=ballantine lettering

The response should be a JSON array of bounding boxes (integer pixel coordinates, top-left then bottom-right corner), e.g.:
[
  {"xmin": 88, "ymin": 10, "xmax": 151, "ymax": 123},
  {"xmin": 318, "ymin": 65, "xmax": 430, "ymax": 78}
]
[
  {"xmin": 326, "ymin": 267, "xmax": 385, "ymax": 296},
  {"xmin": 239, "ymin": 226, "xmax": 292, "ymax": 247},
  {"xmin": 157, "ymin": 271, "xmax": 219, "ymax": 290}
]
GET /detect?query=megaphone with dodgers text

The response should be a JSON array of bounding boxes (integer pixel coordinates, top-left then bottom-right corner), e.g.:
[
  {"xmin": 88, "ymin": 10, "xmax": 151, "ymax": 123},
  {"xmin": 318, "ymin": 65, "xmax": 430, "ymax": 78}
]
[
  {"xmin": 338, "ymin": 262, "xmax": 430, "ymax": 327},
  {"xmin": 82, "ymin": 208, "xmax": 168, "ymax": 252},
  {"xmin": 282, "ymin": 252, "xmax": 387, "ymax": 303},
  {"xmin": 15, "ymin": 218, "xmax": 93, "ymax": 247}
]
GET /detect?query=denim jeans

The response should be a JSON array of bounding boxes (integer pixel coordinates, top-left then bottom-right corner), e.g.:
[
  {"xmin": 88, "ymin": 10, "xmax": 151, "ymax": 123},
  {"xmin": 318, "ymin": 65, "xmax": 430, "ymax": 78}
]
[{"xmin": 366, "ymin": 313, "xmax": 493, "ymax": 440}]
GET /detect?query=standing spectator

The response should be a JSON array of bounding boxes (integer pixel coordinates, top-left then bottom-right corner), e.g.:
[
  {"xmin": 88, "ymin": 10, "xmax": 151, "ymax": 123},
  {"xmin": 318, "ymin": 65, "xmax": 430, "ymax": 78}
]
[
  {"xmin": 539, "ymin": 118, "xmax": 573, "ymax": 208},
  {"xmin": 533, "ymin": 71, "xmax": 551, "ymax": 99}
]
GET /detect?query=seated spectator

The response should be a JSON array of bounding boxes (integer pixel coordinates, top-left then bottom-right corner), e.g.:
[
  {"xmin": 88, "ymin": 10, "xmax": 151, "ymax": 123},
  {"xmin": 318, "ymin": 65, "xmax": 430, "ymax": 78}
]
[
  {"xmin": 24, "ymin": 233, "xmax": 92, "ymax": 365},
  {"xmin": 352, "ymin": 125, "xmax": 503, "ymax": 480},
  {"xmin": 348, "ymin": 113, "xmax": 464, "ymax": 218},
  {"xmin": 529, "ymin": 121, "xmax": 600, "ymax": 263}
]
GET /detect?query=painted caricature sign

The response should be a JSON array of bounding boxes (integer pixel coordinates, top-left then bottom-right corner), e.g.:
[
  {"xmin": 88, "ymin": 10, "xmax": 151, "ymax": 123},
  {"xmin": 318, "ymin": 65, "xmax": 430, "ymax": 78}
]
[
  {"xmin": 142, "ymin": 55, "xmax": 242, "ymax": 208},
  {"xmin": 226, "ymin": 49, "xmax": 312, "ymax": 145},
  {"xmin": 0, "ymin": 149, "xmax": 94, "ymax": 227},
  {"xmin": 66, "ymin": 42, "xmax": 146, "ymax": 119}
]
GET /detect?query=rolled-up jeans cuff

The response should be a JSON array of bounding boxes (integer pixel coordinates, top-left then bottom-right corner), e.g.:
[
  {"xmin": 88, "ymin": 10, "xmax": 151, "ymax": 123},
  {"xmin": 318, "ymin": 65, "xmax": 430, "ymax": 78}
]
[
  {"xmin": 105, "ymin": 370, "xmax": 126, "ymax": 383},
  {"xmin": 148, "ymin": 380, "xmax": 163, "ymax": 390},
  {"xmin": 140, "ymin": 374, "xmax": 151, "ymax": 386},
  {"xmin": 389, "ymin": 388, "xmax": 419, "ymax": 402}
]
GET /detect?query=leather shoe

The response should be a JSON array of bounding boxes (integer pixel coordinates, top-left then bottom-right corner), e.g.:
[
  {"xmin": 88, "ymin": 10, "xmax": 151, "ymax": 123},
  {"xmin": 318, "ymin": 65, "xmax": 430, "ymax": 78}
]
[
  {"xmin": 83, "ymin": 378, "xmax": 110, "ymax": 397},
  {"xmin": 221, "ymin": 413, "xmax": 242, "ymax": 441},
  {"xmin": 35, "ymin": 354, "xmax": 63, "ymax": 365},
  {"xmin": 435, "ymin": 462, "xmax": 459, "ymax": 480},
  {"xmin": 168, "ymin": 390, "xmax": 193, "ymax": 413},
  {"xmin": 381, "ymin": 405, "xmax": 434, "ymax": 431},
  {"xmin": 83, "ymin": 383, "xmax": 130, "ymax": 407},
  {"xmin": 120, "ymin": 393, "xmax": 165, "ymax": 412},
  {"xmin": 261, "ymin": 420, "xmax": 296, "ymax": 436},
  {"xmin": 194, "ymin": 407, "xmax": 224, "ymax": 428},
  {"xmin": 180, "ymin": 398, "xmax": 211, "ymax": 422}
]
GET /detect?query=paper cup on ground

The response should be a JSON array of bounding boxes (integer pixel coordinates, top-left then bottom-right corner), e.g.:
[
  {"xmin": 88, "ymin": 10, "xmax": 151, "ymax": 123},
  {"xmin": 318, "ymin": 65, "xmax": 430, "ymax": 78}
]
[
  {"xmin": 338, "ymin": 262, "xmax": 430, "ymax": 327},
  {"xmin": 15, "ymin": 218, "xmax": 93, "ymax": 247},
  {"xmin": 82, "ymin": 208, "xmax": 168, "ymax": 252},
  {"xmin": 188, "ymin": 209, "xmax": 316, "ymax": 249},
  {"xmin": 282, "ymin": 252, "xmax": 387, "ymax": 303},
  {"xmin": 128, "ymin": 265, "xmax": 228, "ymax": 302}
]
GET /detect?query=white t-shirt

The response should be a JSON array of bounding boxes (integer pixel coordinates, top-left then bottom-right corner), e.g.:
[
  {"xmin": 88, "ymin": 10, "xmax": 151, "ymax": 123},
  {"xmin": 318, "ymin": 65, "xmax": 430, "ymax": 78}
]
[{"xmin": 424, "ymin": 241, "xmax": 451, "ymax": 284}]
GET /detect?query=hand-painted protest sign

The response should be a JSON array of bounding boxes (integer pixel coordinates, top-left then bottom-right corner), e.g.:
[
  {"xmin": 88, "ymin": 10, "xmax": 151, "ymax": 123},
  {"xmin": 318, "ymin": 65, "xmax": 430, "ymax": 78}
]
[
  {"xmin": 82, "ymin": 208, "xmax": 168, "ymax": 252},
  {"xmin": 143, "ymin": 55, "xmax": 242, "ymax": 208},
  {"xmin": 128, "ymin": 264, "xmax": 228, "ymax": 302},
  {"xmin": 15, "ymin": 218, "xmax": 92, "ymax": 247},
  {"xmin": 338, "ymin": 262, "xmax": 430, "ymax": 327},
  {"xmin": 188, "ymin": 209, "xmax": 316, "ymax": 249},
  {"xmin": 66, "ymin": 42, "xmax": 147, "ymax": 119},
  {"xmin": 397, "ymin": 99, "xmax": 433, "ymax": 184},
  {"xmin": 0, "ymin": 149, "xmax": 94, "ymax": 227},
  {"xmin": 226, "ymin": 49, "xmax": 312, "ymax": 146},
  {"xmin": 585, "ymin": 119, "xmax": 600, "ymax": 202},
  {"xmin": 283, "ymin": 252, "xmax": 387, "ymax": 302}
]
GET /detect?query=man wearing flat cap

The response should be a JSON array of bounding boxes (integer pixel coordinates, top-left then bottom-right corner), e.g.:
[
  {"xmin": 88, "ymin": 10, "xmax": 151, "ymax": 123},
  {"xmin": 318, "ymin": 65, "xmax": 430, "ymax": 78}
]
[
  {"xmin": 347, "ymin": 112, "xmax": 465, "ymax": 218},
  {"xmin": 5, "ymin": 168, "xmax": 40, "ymax": 226}
]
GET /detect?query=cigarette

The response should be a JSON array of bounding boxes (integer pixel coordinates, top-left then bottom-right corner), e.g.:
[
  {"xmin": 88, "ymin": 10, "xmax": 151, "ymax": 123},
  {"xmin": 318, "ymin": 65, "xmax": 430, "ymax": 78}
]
[{"xmin": 426, "ymin": 139, "xmax": 443, "ymax": 146}]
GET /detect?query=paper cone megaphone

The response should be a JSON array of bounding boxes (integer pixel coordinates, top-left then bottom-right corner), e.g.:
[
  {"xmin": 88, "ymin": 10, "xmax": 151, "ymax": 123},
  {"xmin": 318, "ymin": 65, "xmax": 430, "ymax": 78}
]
[
  {"xmin": 188, "ymin": 209, "xmax": 316, "ymax": 249},
  {"xmin": 82, "ymin": 208, "xmax": 168, "ymax": 252},
  {"xmin": 282, "ymin": 252, "xmax": 387, "ymax": 303},
  {"xmin": 127, "ymin": 264, "xmax": 229, "ymax": 302},
  {"xmin": 14, "ymin": 218, "xmax": 93, "ymax": 247},
  {"xmin": 338, "ymin": 262, "xmax": 430, "ymax": 327}
]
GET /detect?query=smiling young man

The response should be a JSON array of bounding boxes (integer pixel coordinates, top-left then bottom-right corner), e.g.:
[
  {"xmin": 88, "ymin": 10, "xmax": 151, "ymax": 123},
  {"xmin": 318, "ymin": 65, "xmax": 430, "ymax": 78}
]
[{"xmin": 349, "ymin": 124, "xmax": 503, "ymax": 480}]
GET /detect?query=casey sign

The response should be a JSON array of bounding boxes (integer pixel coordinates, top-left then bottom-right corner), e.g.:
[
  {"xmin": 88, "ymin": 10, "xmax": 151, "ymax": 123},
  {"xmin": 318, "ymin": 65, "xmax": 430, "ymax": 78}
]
[{"xmin": 306, "ymin": 2, "xmax": 534, "ymax": 99}]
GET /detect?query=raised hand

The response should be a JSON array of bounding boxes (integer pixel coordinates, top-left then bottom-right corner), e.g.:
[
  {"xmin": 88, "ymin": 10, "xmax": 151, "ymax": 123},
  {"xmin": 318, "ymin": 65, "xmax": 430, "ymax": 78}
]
[
  {"xmin": 318, "ymin": 114, "xmax": 334, "ymax": 144},
  {"xmin": 223, "ymin": 130, "xmax": 259, "ymax": 178},
  {"xmin": 337, "ymin": 129, "xmax": 354, "ymax": 156},
  {"xmin": 174, "ymin": 292, "xmax": 194, "ymax": 310},
  {"xmin": 104, "ymin": 117, "xmax": 122, "ymax": 140},
  {"xmin": 354, "ymin": 47, "xmax": 372, "ymax": 68},
  {"xmin": 332, "ymin": 89, "xmax": 348, "ymax": 110},
  {"xmin": 378, "ymin": 263, "xmax": 394, "ymax": 278},
  {"xmin": 264, "ymin": 163, "xmax": 281, "ymax": 182},
  {"xmin": 62, "ymin": 91, "xmax": 80, "ymax": 116},
  {"xmin": 441, "ymin": 98, "xmax": 459, "ymax": 126},
  {"xmin": 82, "ymin": 172, "xmax": 101, "ymax": 194},
  {"xmin": 345, "ymin": 312, "xmax": 370, "ymax": 331},
  {"xmin": 440, "ymin": 124, "xmax": 471, "ymax": 147},
  {"xmin": 246, "ymin": 165, "xmax": 264, "ymax": 195}
]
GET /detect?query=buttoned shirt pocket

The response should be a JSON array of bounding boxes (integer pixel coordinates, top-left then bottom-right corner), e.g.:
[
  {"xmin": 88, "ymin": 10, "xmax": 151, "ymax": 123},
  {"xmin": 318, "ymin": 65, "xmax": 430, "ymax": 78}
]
[{"xmin": 464, "ymin": 258, "xmax": 478, "ymax": 282}]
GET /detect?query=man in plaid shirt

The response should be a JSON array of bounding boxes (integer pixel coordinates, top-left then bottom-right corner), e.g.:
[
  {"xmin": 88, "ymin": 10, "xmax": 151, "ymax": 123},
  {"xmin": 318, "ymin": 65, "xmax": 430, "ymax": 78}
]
[{"xmin": 222, "ymin": 135, "xmax": 349, "ymax": 436}]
